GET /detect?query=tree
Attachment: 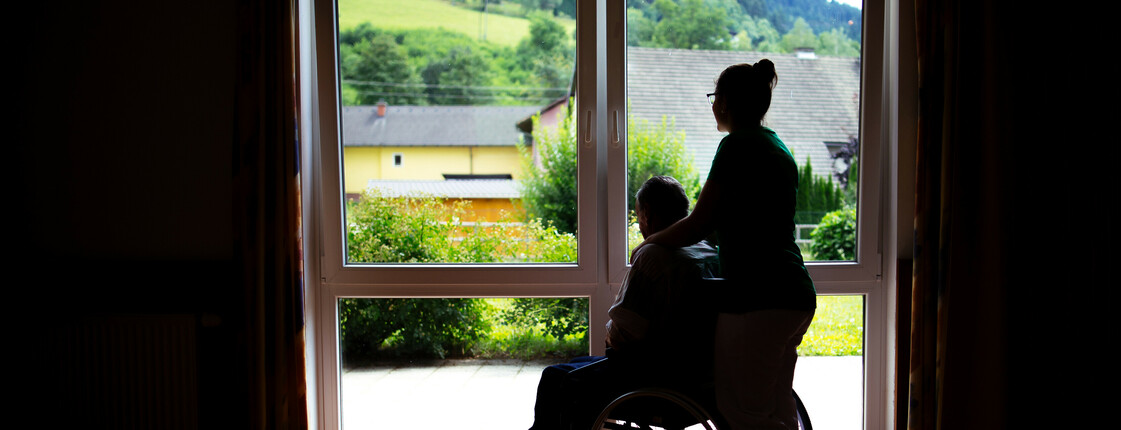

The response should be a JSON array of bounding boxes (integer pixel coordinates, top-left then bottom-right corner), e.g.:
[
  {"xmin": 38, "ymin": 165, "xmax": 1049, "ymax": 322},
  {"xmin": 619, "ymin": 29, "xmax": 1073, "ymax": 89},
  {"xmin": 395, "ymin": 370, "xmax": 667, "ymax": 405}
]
[
  {"xmin": 626, "ymin": 7, "xmax": 656, "ymax": 46},
  {"xmin": 516, "ymin": 0, "xmax": 562, "ymax": 14},
  {"xmin": 731, "ymin": 15, "xmax": 783, "ymax": 52},
  {"xmin": 712, "ymin": 0, "xmax": 750, "ymax": 35},
  {"xmin": 518, "ymin": 100, "xmax": 700, "ymax": 234},
  {"xmin": 816, "ymin": 27, "xmax": 860, "ymax": 57},
  {"xmin": 650, "ymin": 0, "xmax": 729, "ymax": 50},
  {"xmin": 518, "ymin": 105, "xmax": 579, "ymax": 233},
  {"xmin": 421, "ymin": 45, "xmax": 495, "ymax": 105},
  {"xmin": 516, "ymin": 12, "xmax": 574, "ymax": 92},
  {"xmin": 626, "ymin": 109, "xmax": 700, "ymax": 212},
  {"xmin": 795, "ymin": 157, "xmax": 845, "ymax": 224},
  {"xmin": 342, "ymin": 33, "xmax": 420, "ymax": 106},
  {"xmin": 780, "ymin": 17, "xmax": 818, "ymax": 52}
]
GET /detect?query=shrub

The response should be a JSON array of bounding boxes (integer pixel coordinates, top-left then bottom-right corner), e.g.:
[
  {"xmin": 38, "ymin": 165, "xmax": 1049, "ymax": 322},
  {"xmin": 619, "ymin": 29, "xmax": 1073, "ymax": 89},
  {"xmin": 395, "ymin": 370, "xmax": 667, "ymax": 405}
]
[
  {"xmin": 500, "ymin": 298, "xmax": 588, "ymax": 350},
  {"xmin": 518, "ymin": 105, "xmax": 579, "ymax": 234},
  {"xmin": 339, "ymin": 298, "xmax": 490, "ymax": 364},
  {"xmin": 473, "ymin": 297, "xmax": 588, "ymax": 361},
  {"xmin": 810, "ymin": 205, "xmax": 856, "ymax": 261},
  {"xmin": 342, "ymin": 190, "xmax": 578, "ymax": 362},
  {"xmin": 518, "ymin": 99, "xmax": 700, "ymax": 235}
]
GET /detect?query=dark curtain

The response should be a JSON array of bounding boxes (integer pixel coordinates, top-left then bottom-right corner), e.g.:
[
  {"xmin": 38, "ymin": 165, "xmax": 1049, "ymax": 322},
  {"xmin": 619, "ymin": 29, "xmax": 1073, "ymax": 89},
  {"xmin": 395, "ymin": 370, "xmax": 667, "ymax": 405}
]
[
  {"xmin": 906, "ymin": 1, "xmax": 1112, "ymax": 429},
  {"xmin": 234, "ymin": 0, "xmax": 308, "ymax": 428},
  {"xmin": 907, "ymin": 0, "xmax": 1009, "ymax": 428}
]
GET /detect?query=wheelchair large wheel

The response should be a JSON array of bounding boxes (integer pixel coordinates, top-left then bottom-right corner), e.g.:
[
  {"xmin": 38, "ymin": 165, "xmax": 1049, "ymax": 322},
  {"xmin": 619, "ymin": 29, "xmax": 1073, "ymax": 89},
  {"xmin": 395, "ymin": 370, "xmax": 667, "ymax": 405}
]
[
  {"xmin": 591, "ymin": 387, "xmax": 719, "ymax": 430},
  {"xmin": 592, "ymin": 388, "xmax": 811, "ymax": 430},
  {"xmin": 792, "ymin": 389, "xmax": 812, "ymax": 430}
]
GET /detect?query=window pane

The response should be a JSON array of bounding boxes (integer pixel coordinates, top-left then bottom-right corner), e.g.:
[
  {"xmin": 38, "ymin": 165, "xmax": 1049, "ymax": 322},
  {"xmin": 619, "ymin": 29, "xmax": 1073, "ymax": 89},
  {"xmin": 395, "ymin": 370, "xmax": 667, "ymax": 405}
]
[
  {"xmin": 337, "ymin": 295, "xmax": 863, "ymax": 430},
  {"xmin": 795, "ymin": 294, "xmax": 864, "ymax": 430},
  {"xmin": 624, "ymin": 0, "xmax": 862, "ymax": 263},
  {"xmin": 339, "ymin": 297, "xmax": 589, "ymax": 429},
  {"xmin": 337, "ymin": 0, "xmax": 578, "ymax": 263}
]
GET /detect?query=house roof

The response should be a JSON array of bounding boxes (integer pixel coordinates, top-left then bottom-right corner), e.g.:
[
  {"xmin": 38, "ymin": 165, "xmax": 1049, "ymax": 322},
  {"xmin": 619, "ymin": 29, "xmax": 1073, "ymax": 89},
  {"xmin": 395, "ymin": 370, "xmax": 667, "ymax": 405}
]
[
  {"xmin": 343, "ymin": 105, "xmax": 541, "ymax": 147},
  {"xmin": 517, "ymin": 95, "xmax": 570, "ymax": 134},
  {"xmin": 627, "ymin": 47, "xmax": 860, "ymax": 180},
  {"xmin": 366, "ymin": 179, "xmax": 520, "ymax": 199}
]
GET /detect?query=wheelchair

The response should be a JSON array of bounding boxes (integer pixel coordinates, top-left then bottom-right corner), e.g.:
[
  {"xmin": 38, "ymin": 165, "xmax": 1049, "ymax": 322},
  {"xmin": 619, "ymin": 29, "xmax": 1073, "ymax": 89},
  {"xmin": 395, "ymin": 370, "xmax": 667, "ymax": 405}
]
[
  {"xmin": 591, "ymin": 386, "xmax": 812, "ymax": 430},
  {"xmin": 588, "ymin": 278, "xmax": 813, "ymax": 430}
]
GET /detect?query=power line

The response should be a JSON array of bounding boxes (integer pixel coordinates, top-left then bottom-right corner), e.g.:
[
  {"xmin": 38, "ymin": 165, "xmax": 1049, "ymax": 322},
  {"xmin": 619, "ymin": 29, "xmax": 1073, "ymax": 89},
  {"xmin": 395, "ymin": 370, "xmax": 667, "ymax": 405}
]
[
  {"xmin": 352, "ymin": 89, "xmax": 560, "ymax": 103},
  {"xmin": 342, "ymin": 79, "xmax": 570, "ymax": 93}
]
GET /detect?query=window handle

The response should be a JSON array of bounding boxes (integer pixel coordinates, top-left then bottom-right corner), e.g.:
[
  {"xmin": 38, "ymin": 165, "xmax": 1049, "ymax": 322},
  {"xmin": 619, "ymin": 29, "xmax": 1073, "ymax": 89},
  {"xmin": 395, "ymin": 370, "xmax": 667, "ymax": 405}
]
[
  {"xmin": 612, "ymin": 110, "xmax": 621, "ymax": 148},
  {"xmin": 583, "ymin": 109, "xmax": 593, "ymax": 148}
]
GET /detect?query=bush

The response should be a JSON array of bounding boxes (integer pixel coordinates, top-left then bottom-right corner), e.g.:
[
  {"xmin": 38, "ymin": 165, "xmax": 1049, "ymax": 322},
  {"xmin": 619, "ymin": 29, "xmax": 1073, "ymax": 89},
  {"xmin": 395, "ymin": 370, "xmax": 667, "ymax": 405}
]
[
  {"xmin": 501, "ymin": 298, "xmax": 588, "ymax": 347},
  {"xmin": 339, "ymin": 298, "xmax": 490, "ymax": 364},
  {"xmin": 626, "ymin": 106, "xmax": 700, "ymax": 212},
  {"xmin": 518, "ymin": 100, "xmax": 700, "ymax": 234},
  {"xmin": 809, "ymin": 205, "xmax": 856, "ymax": 261},
  {"xmin": 476, "ymin": 298, "xmax": 589, "ymax": 360},
  {"xmin": 518, "ymin": 104, "xmax": 579, "ymax": 233},
  {"xmin": 347, "ymin": 188, "xmax": 575, "ymax": 264},
  {"xmin": 342, "ymin": 190, "xmax": 578, "ymax": 362}
]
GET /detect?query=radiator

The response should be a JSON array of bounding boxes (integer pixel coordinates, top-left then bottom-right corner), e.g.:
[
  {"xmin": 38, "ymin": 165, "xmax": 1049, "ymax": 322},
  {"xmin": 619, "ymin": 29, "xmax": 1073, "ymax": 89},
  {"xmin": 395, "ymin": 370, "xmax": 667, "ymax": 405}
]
[{"xmin": 47, "ymin": 315, "xmax": 199, "ymax": 429}]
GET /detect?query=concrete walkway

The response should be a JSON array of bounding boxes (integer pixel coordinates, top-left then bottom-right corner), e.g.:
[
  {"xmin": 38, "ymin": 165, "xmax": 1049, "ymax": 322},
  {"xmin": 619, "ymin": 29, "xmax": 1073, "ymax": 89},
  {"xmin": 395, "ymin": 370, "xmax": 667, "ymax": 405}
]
[{"xmin": 341, "ymin": 356, "xmax": 862, "ymax": 430}]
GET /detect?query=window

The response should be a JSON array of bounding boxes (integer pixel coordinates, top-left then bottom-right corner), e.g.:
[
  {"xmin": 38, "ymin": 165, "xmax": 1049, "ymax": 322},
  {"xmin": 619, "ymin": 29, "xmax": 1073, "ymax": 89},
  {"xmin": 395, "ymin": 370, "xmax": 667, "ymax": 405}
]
[
  {"xmin": 392, "ymin": 153, "xmax": 402, "ymax": 167},
  {"xmin": 302, "ymin": 1, "xmax": 892, "ymax": 429}
]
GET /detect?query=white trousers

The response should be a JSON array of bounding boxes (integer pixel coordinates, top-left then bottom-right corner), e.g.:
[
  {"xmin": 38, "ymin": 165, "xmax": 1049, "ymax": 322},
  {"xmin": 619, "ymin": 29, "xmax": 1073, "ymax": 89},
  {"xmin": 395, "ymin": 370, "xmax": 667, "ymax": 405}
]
[{"xmin": 714, "ymin": 309, "xmax": 815, "ymax": 430}]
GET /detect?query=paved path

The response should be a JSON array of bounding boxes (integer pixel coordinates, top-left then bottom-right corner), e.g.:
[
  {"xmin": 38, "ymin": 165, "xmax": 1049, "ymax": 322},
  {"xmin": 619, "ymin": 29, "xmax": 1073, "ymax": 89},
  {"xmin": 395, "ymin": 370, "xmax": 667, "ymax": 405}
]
[{"xmin": 341, "ymin": 356, "xmax": 862, "ymax": 430}]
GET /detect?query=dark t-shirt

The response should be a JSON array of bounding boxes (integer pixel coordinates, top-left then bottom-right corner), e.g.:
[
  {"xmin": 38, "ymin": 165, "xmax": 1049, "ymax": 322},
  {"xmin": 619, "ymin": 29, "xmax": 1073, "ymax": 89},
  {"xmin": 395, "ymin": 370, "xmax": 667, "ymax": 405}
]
[{"xmin": 706, "ymin": 126, "xmax": 816, "ymax": 312}]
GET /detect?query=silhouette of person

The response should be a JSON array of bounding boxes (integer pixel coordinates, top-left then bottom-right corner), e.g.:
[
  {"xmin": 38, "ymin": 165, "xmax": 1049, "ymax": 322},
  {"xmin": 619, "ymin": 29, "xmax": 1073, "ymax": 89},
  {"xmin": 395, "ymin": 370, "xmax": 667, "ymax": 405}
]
[
  {"xmin": 631, "ymin": 59, "xmax": 817, "ymax": 430},
  {"xmin": 529, "ymin": 175, "xmax": 719, "ymax": 430}
]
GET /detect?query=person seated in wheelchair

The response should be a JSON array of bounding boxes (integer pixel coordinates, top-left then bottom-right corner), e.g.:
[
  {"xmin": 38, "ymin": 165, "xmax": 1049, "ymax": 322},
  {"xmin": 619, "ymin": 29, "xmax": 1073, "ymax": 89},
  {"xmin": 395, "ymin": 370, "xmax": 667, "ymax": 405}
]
[{"xmin": 529, "ymin": 175, "xmax": 720, "ymax": 430}]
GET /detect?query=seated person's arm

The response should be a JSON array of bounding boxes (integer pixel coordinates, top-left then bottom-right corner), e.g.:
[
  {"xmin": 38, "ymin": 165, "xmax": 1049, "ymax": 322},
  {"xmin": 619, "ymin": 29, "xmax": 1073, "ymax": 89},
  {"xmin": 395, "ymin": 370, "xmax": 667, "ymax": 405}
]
[{"xmin": 606, "ymin": 245, "xmax": 670, "ymax": 351}]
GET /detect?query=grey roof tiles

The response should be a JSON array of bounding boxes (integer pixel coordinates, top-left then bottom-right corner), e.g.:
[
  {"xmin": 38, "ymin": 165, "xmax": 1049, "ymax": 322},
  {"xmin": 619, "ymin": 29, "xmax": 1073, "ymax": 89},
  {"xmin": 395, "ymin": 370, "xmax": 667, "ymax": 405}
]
[
  {"xmin": 342, "ymin": 47, "xmax": 860, "ymax": 184},
  {"xmin": 342, "ymin": 105, "xmax": 540, "ymax": 147},
  {"xmin": 626, "ymin": 47, "xmax": 860, "ymax": 180}
]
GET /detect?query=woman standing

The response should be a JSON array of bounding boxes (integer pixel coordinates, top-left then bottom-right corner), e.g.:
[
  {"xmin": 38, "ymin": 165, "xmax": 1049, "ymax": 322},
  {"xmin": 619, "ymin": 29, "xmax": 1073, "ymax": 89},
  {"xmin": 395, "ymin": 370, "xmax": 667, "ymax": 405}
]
[{"xmin": 631, "ymin": 60, "xmax": 816, "ymax": 430}]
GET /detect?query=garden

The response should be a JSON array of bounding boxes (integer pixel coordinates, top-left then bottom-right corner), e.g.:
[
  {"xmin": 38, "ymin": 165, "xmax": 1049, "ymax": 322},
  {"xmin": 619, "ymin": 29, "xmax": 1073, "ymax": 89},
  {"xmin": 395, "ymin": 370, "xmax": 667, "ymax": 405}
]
[
  {"xmin": 340, "ymin": 105, "xmax": 861, "ymax": 366},
  {"xmin": 336, "ymin": 0, "xmax": 863, "ymax": 366}
]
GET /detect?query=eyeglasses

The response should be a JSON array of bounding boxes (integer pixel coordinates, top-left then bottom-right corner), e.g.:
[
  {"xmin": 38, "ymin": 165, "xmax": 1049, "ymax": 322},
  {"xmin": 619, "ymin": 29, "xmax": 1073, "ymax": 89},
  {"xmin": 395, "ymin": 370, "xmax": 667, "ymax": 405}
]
[{"xmin": 706, "ymin": 93, "xmax": 717, "ymax": 104}]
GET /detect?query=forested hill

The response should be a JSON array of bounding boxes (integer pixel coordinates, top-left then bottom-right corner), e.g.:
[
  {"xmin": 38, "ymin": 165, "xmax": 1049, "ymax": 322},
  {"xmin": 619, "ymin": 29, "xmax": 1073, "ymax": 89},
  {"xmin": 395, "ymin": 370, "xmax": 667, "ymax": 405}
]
[
  {"xmin": 338, "ymin": 0, "xmax": 864, "ymax": 107},
  {"xmin": 440, "ymin": 1, "xmax": 863, "ymax": 43},
  {"xmin": 751, "ymin": 0, "xmax": 863, "ymax": 42},
  {"xmin": 607, "ymin": 1, "xmax": 862, "ymax": 42},
  {"xmin": 630, "ymin": 0, "xmax": 863, "ymax": 43}
]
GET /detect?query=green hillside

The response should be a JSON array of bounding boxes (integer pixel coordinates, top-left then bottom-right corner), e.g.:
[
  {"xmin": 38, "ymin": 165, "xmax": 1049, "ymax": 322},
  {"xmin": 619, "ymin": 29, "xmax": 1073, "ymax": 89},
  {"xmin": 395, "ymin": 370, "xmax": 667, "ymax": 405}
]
[{"xmin": 338, "ymin": 0, "xmax": 575, "ymax": 48}]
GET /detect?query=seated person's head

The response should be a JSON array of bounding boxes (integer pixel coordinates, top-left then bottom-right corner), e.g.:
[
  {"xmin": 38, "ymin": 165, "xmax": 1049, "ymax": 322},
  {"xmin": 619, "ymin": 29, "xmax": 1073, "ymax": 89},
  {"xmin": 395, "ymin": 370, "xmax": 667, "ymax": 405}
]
[{"xmin": 635, "ymin": 175, "xmax": 690, "ymax": 239}]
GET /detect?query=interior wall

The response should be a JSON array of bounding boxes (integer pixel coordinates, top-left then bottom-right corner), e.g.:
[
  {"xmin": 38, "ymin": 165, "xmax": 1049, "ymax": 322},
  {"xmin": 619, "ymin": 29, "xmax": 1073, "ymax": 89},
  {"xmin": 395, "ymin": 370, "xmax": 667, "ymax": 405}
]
[
  {"xmin": 8, "ymin": 1, "xmax": 1113, "ymax": 428},
  {"xmin": 11, "ymin": 1, "xmax": 248, "ymax": 427}
]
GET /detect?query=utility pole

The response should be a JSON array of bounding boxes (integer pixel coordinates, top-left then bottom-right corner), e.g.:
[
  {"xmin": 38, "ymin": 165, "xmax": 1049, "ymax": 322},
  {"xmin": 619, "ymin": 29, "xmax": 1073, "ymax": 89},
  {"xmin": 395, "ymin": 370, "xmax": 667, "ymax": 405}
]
[{"xmin": 482, "ymin": 0, "xmax": 488, "ymax": 42}]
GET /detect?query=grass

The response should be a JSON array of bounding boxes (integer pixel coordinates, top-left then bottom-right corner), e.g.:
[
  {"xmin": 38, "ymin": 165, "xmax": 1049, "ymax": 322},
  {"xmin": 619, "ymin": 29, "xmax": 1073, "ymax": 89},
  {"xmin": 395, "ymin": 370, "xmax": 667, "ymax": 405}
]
[
  {"xmin": 798, "ymin": 295, "xmax": 864, "ymax": 356},
  {"xmin": 472, "ymin": 298, "xmax": 588, "ymax": 361},
  {"xmin": 338, "ymin": 0, "xmax": 576, "ymax": 48},
  {"xmin": 470, "ymin": 295, "xmax": 863, "ymax": 360}
]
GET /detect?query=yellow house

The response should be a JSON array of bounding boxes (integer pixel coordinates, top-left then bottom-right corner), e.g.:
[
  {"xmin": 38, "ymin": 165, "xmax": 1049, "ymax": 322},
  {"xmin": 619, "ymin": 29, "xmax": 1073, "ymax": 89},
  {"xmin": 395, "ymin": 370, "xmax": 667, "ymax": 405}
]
[{"xmin": 342, "ymin": 102, "xmax": 542, "ymax": 221}]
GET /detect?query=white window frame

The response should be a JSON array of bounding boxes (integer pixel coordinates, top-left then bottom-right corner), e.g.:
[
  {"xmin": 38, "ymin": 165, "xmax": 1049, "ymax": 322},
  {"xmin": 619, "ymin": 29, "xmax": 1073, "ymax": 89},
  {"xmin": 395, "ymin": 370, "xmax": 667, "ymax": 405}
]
[{"xmin": 299, "ymin": 1, "xmax": 899, "ymax": 430}]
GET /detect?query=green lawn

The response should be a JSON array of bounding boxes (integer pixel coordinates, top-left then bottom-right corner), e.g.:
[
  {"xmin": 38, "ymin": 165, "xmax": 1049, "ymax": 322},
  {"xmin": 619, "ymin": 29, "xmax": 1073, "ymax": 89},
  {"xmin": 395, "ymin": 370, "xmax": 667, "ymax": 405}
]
[
  {"xmin": 338, "ymin": 0, "xmax": 576, "ymax": 48},
  {"xmin": 472, "ymin": 295, "xmax": 863, "ymax": 360},
  {"xmin": 798, "ymin": 295, "xmax": 864, "ymax": 356}
]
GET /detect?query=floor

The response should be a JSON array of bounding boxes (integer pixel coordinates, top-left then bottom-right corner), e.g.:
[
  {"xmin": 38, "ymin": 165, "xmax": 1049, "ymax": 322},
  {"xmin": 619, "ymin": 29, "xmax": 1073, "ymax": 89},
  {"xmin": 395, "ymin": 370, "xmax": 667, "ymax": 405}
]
[{"xmin": 340, "ymin": 356, "xmax": 862, "ymax": 430}]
